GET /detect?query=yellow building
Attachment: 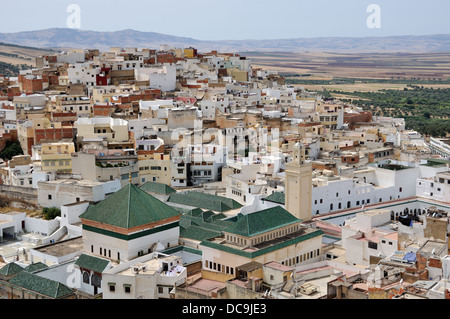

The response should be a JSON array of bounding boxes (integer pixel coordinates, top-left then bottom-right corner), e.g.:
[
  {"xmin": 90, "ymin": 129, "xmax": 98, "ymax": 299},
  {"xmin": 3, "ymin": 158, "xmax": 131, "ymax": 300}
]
[
  {"xmin": 138, "ymin": 153, "xmax": 171, "ymax": 186},
  {"xmin": 227, "ymin": 68, "xmax": 248, "ymax": 82},
  {"xmin": 41, "ymin": 141, "xmax": 75, "ymax": 173},
  {"xmin": 183, "ymin": 48, "xmax": 197, "ymax": 59},
  {"xmin": 74, "ymin": 117, "xmax": 130, "ymax": 150}
]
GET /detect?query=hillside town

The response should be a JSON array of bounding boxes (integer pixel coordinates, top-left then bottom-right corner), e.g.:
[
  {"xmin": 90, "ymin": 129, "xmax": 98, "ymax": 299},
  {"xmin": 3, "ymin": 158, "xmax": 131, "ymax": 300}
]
[{"xmin": 0, "ymin": 45, "xmax": 448, "ymax": 300}]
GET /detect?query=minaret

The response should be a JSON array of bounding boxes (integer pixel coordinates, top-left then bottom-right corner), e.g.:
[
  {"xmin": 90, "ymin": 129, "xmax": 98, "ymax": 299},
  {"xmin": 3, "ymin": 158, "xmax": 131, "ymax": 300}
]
[{"xmin": 285, "ymin": 142, "xmax": 312, "ymax": 221}]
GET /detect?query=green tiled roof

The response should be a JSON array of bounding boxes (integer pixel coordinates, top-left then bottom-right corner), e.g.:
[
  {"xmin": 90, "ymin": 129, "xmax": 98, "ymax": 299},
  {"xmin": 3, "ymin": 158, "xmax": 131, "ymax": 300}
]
[
  {"xmin": 139, "ymin": 181, "xmax": 176, "ymax": 195},
  {"xmin": 178, "ymin": 207, "xmax": 234, "ymax": 242},
  {"xmin": 263, "ymin": 191, "xmax": 285, "ymax": 205},
  {"xmin": 181, "ymin": 214, "xmax": 232, "ymax": 232},
  {"xmin": 225, "ymin": 206, "xmax": 299, "ymax": 237},
  {"xmin": 168, "ymin": 191, "xmax": 243, "ymax": 212},
  {"xmin": 75, "ymin": 254, "xmax": 110, "ymax": 273},
  {"xmin": 163, "ymin": 245, "xmax": 202, "ymax": 256},
  {"xmin": 24, "ymin": 262, "xmax": 49, "ymax": 273},
  {"xmin": 185, "ymin": 208, "xmax": 204, "ymax": 216},
  {"xmin": 0, "ymin": 262, "xmax": 23, "ymax": 277},
  {"xmin": 424, "ymin": 158, "xmax": 450, "ymax": 165},
  {"xmin": 8, "ymin": 271, "xmax": 74, "ymax": 299},
  {"xmin": 201, "ymin": 229, "xmax": 324, "ymax": 259},
  {"xmin": 80, "ymin": 183, "xmax": 181, "ymax": 229},
  {"xmin": 180, "ymin": 225, "xmax": 223, "ymax": 241}
]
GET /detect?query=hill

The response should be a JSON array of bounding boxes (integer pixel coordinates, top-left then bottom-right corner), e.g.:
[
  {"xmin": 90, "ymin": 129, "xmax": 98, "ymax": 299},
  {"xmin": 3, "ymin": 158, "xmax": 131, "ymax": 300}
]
[
  {"xmin": 0, "ymin": 28, "xmax": 450, "ymax": 53},
  {"xmin": 0, "ymin": 42, "xmax": 55, "ymax": 69}
]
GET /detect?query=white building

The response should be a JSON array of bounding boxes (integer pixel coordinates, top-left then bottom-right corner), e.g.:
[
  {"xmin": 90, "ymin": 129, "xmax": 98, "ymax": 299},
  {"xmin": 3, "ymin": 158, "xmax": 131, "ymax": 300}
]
[
  {"xmin": 67, "ymin": 62, "xmax": 101, "ymax": 87},
  {"xmin": 79, "ymin": 183, "xmax": 181, "ymax": 262},
  {"xmin": 428, "ymin": 137, "xmax": 450, "ymax": 159},
  {"xmin": 135, "ymin": 64, "xmax": 177, "ymax": 92},
  {"xmin": 226, "ymin": 163, "xmax": 269, "ymax": 206},
  {"xmin": 341, "ymin": 209, "xmax": 398, "ymax": 266},
  {"xmin": 187, "ymin": 144, "xmax": 227, "ymax": 186},
  {"xmin": 102, "ymin": 252, "xmax": 186, "ymax": 299},
  {"xmin": 37, "ymin": 179, "xmax": 121, "ymax": 208},
  {"xmin": 416, "ymin": 171, "xmax": 450, "ymax": 203}
]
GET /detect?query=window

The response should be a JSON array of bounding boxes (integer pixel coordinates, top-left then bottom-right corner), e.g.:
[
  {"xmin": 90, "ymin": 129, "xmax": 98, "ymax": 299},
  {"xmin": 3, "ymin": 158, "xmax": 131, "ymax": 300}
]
[
  {"xmin": 82, "ymin": 271, "xmax": 90, "ymax": 284},
  {"xmin": 124, "ymin": 285, "xmax": 131, "ymax": 293},
  {"xmin": 48, "ymin": 194, "xmax": 52, "ymax": 200},
  {"xmin": 158, "ymin": 286, "xmax": 163, "ymax": 294},
  {"xmin": 109, "ymin": 285, "xmax": 115, "ymax": 292}
]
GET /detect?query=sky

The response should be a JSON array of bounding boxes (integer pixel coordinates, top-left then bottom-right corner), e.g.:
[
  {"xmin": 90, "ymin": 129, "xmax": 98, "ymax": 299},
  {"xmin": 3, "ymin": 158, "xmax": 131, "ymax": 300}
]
[{"xmin": 1, "ymin": 0, "xmax": 449, "ymax": 40}]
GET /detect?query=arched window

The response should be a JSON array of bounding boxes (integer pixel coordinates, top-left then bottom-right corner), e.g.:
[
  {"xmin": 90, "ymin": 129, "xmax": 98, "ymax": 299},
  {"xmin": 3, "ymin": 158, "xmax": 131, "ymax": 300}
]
[
  {"xmin": 91, "ymin": 273, "xmax": 101, "ymax": 288},
  {"xmin": 83, "ymin": 271, "xmax": 90, "ymax": 284}
]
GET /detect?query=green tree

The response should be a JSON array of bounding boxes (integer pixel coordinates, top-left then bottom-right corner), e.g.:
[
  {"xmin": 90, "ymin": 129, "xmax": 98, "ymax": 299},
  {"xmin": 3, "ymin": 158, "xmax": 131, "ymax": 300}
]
[
  {"xmin": 0, "ymin": 140, "xmax": 23, "ymax": 161},
  {"xmin": 42, "ymin": 207, "xmax": 61, "ymax": 220}
]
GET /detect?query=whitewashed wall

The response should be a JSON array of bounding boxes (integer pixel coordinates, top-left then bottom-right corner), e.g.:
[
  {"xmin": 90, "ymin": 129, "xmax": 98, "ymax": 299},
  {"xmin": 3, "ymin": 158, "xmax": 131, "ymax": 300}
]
[{"xmin": 24, "ymin": 216, "xmax": 59, "ymax": 237}]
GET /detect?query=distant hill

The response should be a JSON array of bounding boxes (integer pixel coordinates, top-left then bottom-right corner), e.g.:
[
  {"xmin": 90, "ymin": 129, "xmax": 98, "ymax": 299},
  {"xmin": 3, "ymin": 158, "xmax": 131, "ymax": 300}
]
[
  {"xmin": 0, "ymin": 28, "xmax": 450, "ymax": 53},
  {"xmin": 0, "ymin": 42, "xmax": 54, "ymax": 71}
]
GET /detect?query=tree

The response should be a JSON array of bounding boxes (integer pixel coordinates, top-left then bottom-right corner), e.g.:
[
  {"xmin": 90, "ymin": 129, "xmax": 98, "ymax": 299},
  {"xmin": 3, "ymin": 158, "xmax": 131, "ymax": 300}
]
[
  {"xmin": 0, "ymin": 140, "xmax": 23, "ymax": 161},
  {"xmin": 42, "ymin": 207, "xmax": 61, "ymax": 220}
]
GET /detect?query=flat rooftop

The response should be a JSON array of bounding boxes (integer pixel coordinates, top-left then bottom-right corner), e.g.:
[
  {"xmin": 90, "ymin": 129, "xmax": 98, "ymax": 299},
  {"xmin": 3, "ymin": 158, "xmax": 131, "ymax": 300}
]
[
  {"xmin": 117, "ymin": 255, "xmax": 182, "ymax": 277},
  {"xmin": 417, "ymin": 240, "xmax": 447, "ymax": 257},
  {"xmin": 32, "ymin": 236, "xmax": 83, "ymax": 257}
]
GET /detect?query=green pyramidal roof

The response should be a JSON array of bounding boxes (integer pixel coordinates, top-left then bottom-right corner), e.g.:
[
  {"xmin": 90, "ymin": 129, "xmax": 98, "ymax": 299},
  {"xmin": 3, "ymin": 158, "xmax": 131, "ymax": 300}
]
[
  {"xmin": 263, "ymin": 191, "xmax": 285, "ymax": 205},
  {"xmin": 0, "ymin": 262, "xmax": 23, "ymax": 277},
  {"xmin": 80, "ymin": 183, "xmax": 181, "ymax": 229},
  {"xmin": 168, "ymin": 191, "xmax": 243, "ymax": 212},
  {"xmin": 24, "ymin": 262, "xmax": 49, "ymax": 273},
  {"xmin": 75, "ymin": 254, "xmax": 110, "ymax": 273},
  {"xmin": 225, "ymin": 206, "xmax": 300, "ymax": 237},
  {"xmin": 9, "ymin": 271, "xmax": 74, "ymax": 299},
  {"xmin": 139, "ymin": 181, "xmax": 176, "ymax": 195}
]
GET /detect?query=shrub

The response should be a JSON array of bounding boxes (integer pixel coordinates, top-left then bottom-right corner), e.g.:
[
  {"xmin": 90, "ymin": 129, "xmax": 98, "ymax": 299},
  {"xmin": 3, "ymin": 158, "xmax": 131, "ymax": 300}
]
[{"xmin": 42, "ymin": 207, "xmax": 61, "ymax": 220}]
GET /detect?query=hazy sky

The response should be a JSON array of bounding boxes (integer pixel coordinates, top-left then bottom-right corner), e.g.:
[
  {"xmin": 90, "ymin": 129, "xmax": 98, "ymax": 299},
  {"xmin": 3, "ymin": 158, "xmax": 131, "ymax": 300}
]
[{"xmin": 1, "ymin": 0, "xmax": 449, "ymax": 40}]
